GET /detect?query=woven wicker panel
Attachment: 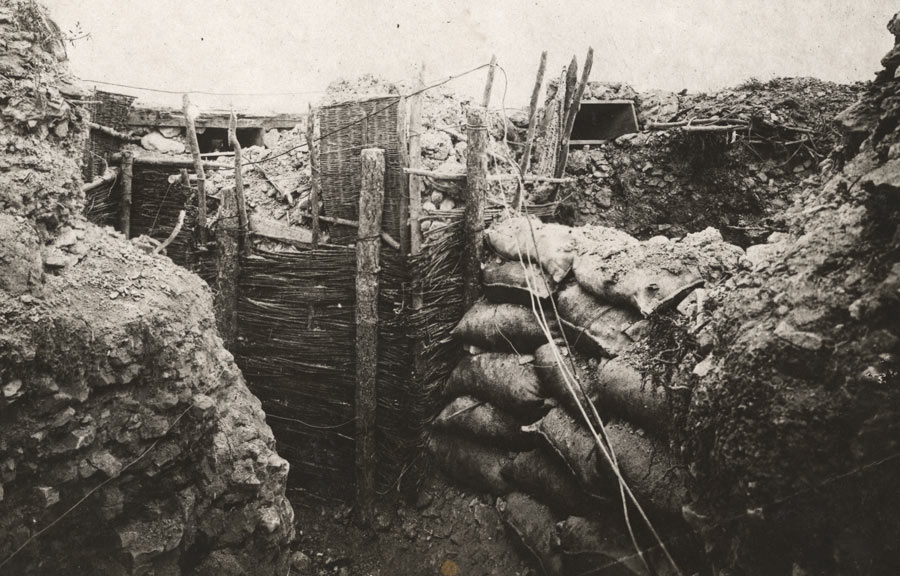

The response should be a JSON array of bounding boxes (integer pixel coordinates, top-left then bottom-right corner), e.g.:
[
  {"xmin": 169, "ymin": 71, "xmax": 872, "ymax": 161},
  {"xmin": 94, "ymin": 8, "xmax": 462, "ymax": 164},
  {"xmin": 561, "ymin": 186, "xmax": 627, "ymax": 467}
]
[
  {"xmin": 83, "ymin": 90, "xmax": 136, "ymax": 182},
  {"xmin": 235, "ymin": 243, "xmax": 414, "ymax": 499},
  {"xmin": 318, "ymin": 96, "xmax": 403, "ymax": 245}
]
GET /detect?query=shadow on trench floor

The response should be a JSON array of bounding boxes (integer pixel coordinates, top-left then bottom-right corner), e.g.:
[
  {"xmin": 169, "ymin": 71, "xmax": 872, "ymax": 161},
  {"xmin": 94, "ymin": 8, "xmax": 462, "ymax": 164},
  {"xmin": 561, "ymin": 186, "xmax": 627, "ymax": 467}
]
[{"xmin": 288, "ymin": 474, "xmax": 533, "ymax": 576}]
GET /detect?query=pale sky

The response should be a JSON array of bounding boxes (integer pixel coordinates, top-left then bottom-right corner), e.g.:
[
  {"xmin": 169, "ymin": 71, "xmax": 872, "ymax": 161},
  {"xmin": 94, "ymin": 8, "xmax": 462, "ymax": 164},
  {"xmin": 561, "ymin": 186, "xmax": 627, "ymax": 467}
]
[{"xmin": 45, "ymin": 0, "xmax": 896, "ymax": 112}]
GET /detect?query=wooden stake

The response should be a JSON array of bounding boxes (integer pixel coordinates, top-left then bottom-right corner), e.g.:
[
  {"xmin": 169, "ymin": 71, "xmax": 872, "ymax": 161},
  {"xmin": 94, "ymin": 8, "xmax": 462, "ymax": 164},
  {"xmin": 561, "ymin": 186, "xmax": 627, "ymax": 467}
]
[
  {"xmin": 81, "ymin": 166, "xmax": 119, "ymax": 193},
  {"xmin": 482, "ymin": 54, "xmax": 498, "ymax": 108},
  {"xmin": 307, "ymin": 104, "xmax": 321, "ymax": 248},
  {"xmin": 228, "ymin": 110, "xmax": 249, "ymax": 250},
  {"xmin": 535, "ymin": 67, "xmax": 567, "ymax": 176},
  {"xmin": 397, "ymin": 96, "xmax": 410, "ymax": 255},
  {"xmin": 464, "ymin": 107, "xmax": 488, "ymax": 309},
  {"xmin": 408, "ymin": 64, "xmax": 425, "ymax": 267},
  {"xmin": 516, "ymin": 50, "xmax": 548, "ymax": 209},
  {"xmin": 355, "ymin": 148, "xmax": 386, "ymax": 527},
  {"xmin": 182, "ymin": 94, "xmax": 207, "ymax": 244},
  {"xmin": 214, "ymin": 183, "xmax": 239, "ymax": 349},
  {"xmin": 555, "ymin": 47, "xmax": 594, "ymax": 181},
  {"xmin": 120, "ymin": 151, "xmax": 133, "ymax": 238}
]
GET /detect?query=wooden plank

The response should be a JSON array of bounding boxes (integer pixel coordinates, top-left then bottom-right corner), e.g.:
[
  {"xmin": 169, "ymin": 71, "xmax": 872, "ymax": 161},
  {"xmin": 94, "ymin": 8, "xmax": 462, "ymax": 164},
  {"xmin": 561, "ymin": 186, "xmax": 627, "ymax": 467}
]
[
  {"xmin": 355, "ymin": 148, "xmax": 386, "ymax": 527},
  {"xmin": 464, "ymin": 107, "xmax": 488, "ymax": 309},
  {"xmin": 120, "ymin": 151, "xmax": 133, "ymax": 238},
  {"xmin": 127, "ymin": 105, "xmax": 304, "ymax": 130},
  {"xmin": 397, "ymin": 96, "xmax": 410, "ymax": 255}
]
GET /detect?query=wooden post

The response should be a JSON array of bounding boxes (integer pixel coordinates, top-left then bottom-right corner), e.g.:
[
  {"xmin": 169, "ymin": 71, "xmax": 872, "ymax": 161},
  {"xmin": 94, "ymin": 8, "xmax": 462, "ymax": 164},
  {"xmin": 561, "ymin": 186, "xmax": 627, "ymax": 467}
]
[
  {"xmin": 482, "ymin": 54, "xmax": 497, "ymax": 108},
  {"xmin": 555, "ymin": 48, "xmax": 594, "ymax": 181},
  {"xmin": 519, "ymin": 51, "xmax": 548, "ymax": 176},
  {"xmin": 214, "ymin": 180, "xmax": 239, "ymax": 350},
  {"xmin": 464, "ymin": 107, "xmax": 488, "ymax": 309},
  {"xmin": 119, "ymin": 150, "xmax": 133, "ymax": 238},
  {"xmin": 516, "ymin": 51, "xmax": 548, "ymax": 209},
  {"xmin": 408, "ymin": 64, "xmax": 425, "ymax": 302},
  {"xmin": 397, "ymin": 96, "xmax": 410, "ymax": 255},
  {"xmin": 307, "ymin": 104, "xmax": 321, "ymax": 248},
  {"xmin": 355, "ymin": 148, "xmax": 385, "ymax": 527},
  {"xmin": 182, "ymin": 94, "xmax": 207, "ymax": 244},
  {"xmin": 228, "ymin": 110, "xmax": 249, "ymax": 250}
]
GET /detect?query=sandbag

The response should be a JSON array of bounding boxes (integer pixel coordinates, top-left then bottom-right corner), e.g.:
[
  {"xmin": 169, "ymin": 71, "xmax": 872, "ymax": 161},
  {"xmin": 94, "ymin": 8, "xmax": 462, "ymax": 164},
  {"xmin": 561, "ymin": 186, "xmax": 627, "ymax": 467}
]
[
  {"xmin": 598, "ymin": 420, "xmax": 689, "ymax": 518},
  {"xmin": 483, "ymin": 258, "xmax": 557, "ymax": 305},
  {"xmin": 502, "ymin": 448, "xmax": 607, "ymax": 515},
  {"xmin": 427, "ymin": 433, "xmax": 513, "ymax": 495},
  {"xmin": 557, "ymin": 283, "xmax": 645, "ymax": 357},
  {"xmin": 444, "ymin": 353, "xmax": 551, "ymax": 421},
  {"xmin": 433, "ymin": 396, "xmax": 537, "ymax": 450},
  {"xmin": 486, "ymin": 216, "xmax": 581, "ymax": 282},
  {"xmin": 527, "ymin": 406, "xmax": 607, "ymax": 498},
  {"xmin": 573, "ymin": 242, "xmax": 705, "ymax": 316},
  {"xmin": 533, "ymin": 342, "xmax": 595, "ymax": 416},
  {"xmin": 496, "ymin": 492, "xmax": 564, "ymax": 576},
  {"xmin": 451, "ymin": 301, "xmax": 546, "ymax": 353},
  {"xmin": 592, "ymin": 358, "xmax": 670, "ymax": 434},
  {"xmin": 556, "ymin": 516, "xmax": 658, "ymax": 576},
  {"xmin": 534, "ymin": 343, "xmax": 671, "ymax": 435}
]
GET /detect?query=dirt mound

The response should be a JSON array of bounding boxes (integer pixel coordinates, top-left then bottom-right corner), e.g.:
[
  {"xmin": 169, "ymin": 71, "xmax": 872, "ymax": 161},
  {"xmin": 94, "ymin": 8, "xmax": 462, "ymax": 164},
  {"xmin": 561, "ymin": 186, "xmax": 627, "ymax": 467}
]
[
  {"xmin": 681, "ymin": 21, "xmax": 900, "ymax": 575},
  {"xmin": 0, "ymin": 2, "xmax": 295, "ymax": 573}
]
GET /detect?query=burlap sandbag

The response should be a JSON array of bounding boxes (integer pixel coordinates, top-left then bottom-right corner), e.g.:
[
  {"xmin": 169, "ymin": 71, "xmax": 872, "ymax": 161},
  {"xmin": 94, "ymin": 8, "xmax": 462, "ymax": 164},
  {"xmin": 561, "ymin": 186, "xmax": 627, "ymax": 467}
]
[
  {"xmin": 483, "ymin": 258, "xmax": 557, "ymax": 305},
  {"xmin": 433, "ymin": 395, "xmax": 537, "ymax": 451},
  {"xmin": 502, "ymin": 448, "xmax": 607, "ymax": 515},
  {"xmin": 451, "ymin": 300, "xmax": 547, "ymax": 353},
  {"xmin": 427, "ymin": 433, "xmax": 513, "ymax": 495},
  {"xmin": 496, "ymin": 492, "xmax": 564, "ymax": 576},
  {"xmin": 557, "ymin": 283, "xmax": 644, "ymax": 357},
  {"xmin": 597, "ymin": 420, "xmax": 689, "ymax": 518},
  {"xmin": 593, "ymin": 357, "xmax": 670, "ymax": 434},
  {"xmin": 443, "ymin": 353, "xmax": 551, "ymax": 421},
  {"xmin": 573, "ymin": 242, "xmax": 704, "ymax": 316},
  {"xmin": 485, "ymin": 216, "xmax": 581, "ymax": 283},
  {"xmin": 526, "ymin": 406, "xmax": 607, "ymax": 499},
  {"xmin": 534, "ymin": 344, "xmax": 670, "ymax": 435}
]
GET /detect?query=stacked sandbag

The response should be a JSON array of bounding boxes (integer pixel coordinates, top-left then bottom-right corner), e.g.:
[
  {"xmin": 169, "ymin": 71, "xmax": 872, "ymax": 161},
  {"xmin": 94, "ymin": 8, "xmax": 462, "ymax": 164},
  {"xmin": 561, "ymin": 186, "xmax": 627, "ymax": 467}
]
[{"xmin": 428, "ymin": 217, "xmax": 740, "ymax": 575}]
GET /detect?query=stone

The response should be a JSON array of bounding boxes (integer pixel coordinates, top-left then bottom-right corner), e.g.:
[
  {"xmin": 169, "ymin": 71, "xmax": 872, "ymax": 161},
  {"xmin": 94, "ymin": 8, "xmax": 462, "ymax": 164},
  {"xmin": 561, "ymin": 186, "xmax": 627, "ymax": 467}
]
[
  {"xmin": 291, "ymin": 551, "xmax": 311, "ymax": 573},
  {"xmin": 44, "ymin": 248, "xmax": 76, "ymax": 269},
  {"xmin": 439, "ymin": 198, "xmax": 456, "ymax": 211},
  {"xmin": 0, "ymin": 215, "xmax": 43, "ymax": 295},
  {"xmin": 430, "ymin": 191, "xmax": 444, "ymax": 205},
  {"xmin": 263, "ymin": 129, "xmax": 280, "ymax": 149},
  {"xmin": 141, "ymin": 131, "xmax": 186, "ymax": 154},
  {"xmin": 55, "ymin": 227, "xmax": 79, "ymax": 248},
  {"xmin": 36, "ymin": 485, "xmax": 59, "ymax": 507},
  {"xmin": 159, "ymin": 126, "xmax": 182, "ymax": 139},
  {"xmin": 3, "ymin": 379, "xmax": 22, "ymax": 398},
  {"xmin": 566, "ymin": 149, "xmax": 590, "ymax": 175},
  {"xmin": 774, "ymin": 320, "xmax": 824, "ymax": 351},
  {"xmin": 420, "ymin": 131, "xmax": 453, "ymax": 161}
]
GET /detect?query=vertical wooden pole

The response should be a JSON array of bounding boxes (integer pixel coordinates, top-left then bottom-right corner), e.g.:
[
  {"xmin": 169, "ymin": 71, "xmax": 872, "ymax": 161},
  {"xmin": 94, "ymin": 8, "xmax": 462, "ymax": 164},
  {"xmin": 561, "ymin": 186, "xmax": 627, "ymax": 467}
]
[
  {"xmin": 464, "ymin": 107, "xmax": 488, "ymax": 309},
  {"xmin": 356, "ymin": 148, "xmax": 385, "ymax": 527},
  {"xmin": 518, "ymin": 51, "xmax": 548, "ymax": 179},
  {"xmin": 214, "ymin": 179, "xmax": 239, "ymax": 349},
  {"xmin": 396, "ymin": 96, "xmax": 410, "ymax": 255},
  {"xmin": 408, "ymin": 64, "xmax": 425, "ymax": 299},
  {"xmin": 556, "ymin": 47, "xmax": 594, "ymax": 181},
  {"xmin": 228, "ymin": 110, "xmax": 249, "ymax": 250},
  {"xmin": 182, "ymin": 94, "xmax": 207, "ymax": 244},
  {"xmin": 120, "ymin": 150, "xmax": 133, "ymax": 238},
  {"xmin": 307, "ymin": 104, "xmax": 321, "ymax": 248},
  {"xmin": 482, "ymin": 54, "xmax": 498, "ymax": 108}
]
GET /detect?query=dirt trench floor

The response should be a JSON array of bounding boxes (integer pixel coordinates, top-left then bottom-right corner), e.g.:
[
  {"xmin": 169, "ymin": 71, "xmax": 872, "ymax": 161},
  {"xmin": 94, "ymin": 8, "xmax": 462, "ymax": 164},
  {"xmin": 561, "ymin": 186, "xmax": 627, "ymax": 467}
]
[{"xmin": 288, "ymin": 474, "xmax": 533, "ymax": 576}]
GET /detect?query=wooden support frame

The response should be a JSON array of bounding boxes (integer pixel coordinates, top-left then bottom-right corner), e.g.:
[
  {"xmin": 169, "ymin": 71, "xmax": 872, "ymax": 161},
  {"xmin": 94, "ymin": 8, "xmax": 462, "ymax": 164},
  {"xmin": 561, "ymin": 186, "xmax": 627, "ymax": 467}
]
[
  {"xmin": 464, "ymin": 107, "xmax": 488, "ymax": 309},
  {"xmin": 307, "ymin": 104, "xmax": 322, "ymax": 248},
  {"xmin": 355, "ymin": 148, "xmax": 386, "ymax": 527}
]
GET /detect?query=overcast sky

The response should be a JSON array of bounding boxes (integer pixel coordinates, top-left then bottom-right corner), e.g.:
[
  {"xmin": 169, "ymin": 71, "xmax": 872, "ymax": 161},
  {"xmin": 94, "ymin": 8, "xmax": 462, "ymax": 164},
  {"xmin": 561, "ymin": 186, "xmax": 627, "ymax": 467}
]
[{"xmin": 45, "ymin": 0, "xmax": 897, "ymax": 112}]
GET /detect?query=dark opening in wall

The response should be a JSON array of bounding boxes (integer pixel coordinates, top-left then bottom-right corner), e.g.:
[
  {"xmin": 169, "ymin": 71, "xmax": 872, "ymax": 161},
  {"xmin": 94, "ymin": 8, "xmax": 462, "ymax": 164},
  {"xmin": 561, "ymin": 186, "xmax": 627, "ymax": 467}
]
[
  {"xmin": 570, "ymin": 100, "xmax": 639, "ymax": 144},
  {"xmin": 197, "ymin": 127, "xmax": 264, "ymax": 153}
]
